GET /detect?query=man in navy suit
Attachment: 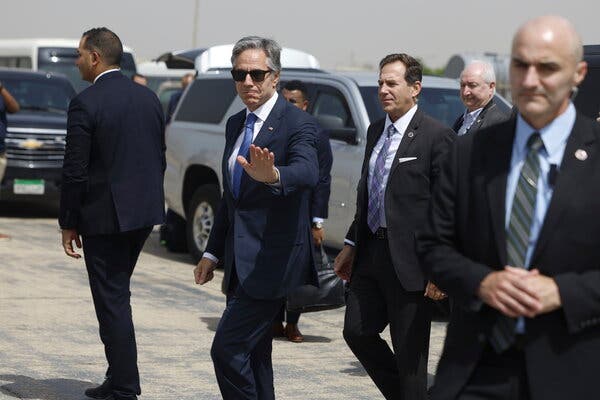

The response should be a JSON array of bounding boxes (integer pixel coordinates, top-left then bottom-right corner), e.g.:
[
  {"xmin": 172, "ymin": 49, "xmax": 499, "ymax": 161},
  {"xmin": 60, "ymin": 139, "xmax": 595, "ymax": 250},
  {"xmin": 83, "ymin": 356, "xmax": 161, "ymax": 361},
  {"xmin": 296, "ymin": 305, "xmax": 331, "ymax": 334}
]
[
  {"xmin": 194, "ymin": 36, "xmax": 319, "ymax": 399},
  {"xmin": 272, "ymin": 80, "xmax": 333, "ymax": 343},
  {"xmin": 166, "ymin": 72, "xmax": 194, "ymax": 124},
  {"xmin": 59, "ymin": 27, "xmax": 165, "ymax": 400}
]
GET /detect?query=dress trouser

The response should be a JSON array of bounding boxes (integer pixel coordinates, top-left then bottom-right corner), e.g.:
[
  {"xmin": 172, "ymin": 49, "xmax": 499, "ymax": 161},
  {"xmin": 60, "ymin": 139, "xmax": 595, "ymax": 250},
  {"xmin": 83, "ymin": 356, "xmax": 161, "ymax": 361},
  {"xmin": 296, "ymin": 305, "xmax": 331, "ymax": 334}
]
[
  {"xmin": 211, "ymin": 270, "xmax": 284, "ymax": 400},
  {"xmin": 343, "ymin": 234, "xmax": 432, "ymax": 400},
  {"xmin": 450, "ymin": 344, "xmax": 530, "ymax": 400},
  {"xmin": 83, "ymin": 227, "xmax": 152, "ymax": 400}
]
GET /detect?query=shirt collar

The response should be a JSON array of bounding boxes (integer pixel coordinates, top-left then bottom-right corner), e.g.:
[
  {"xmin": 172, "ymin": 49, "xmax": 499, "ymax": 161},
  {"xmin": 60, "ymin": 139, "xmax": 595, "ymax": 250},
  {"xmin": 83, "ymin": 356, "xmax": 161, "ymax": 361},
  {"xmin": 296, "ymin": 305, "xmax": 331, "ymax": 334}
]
[
  {"xmin": 464, "ymin": 107, "xmax": 483, "ymax": 120},
  {"xmin": 246, "ymin": 92, "xmax": 279, "ymax": 122},
  {"xmin": 385, "ymin": 104, "xmax": 418, "ymax": 135},
  {"xmin": 515, "ymin": 102, "xmax": 575, "ymax": 159},
  {"xmin": 93, "ymin": 68, "xmax": 120, "ymax": 84}
]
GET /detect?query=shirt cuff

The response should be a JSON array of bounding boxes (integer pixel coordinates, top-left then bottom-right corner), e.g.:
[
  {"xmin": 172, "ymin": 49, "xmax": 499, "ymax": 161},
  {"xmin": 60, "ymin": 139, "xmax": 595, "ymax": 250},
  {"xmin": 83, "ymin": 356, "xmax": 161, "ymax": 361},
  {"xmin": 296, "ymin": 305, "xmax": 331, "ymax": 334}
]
[
  {"xmin": 344, "ymin": 239, "xmax": 356, "ymax": 247},
  {"xmin": 265, "ymin": 167, "xmax": 281, "ymax": 188},
  {"xmin": 202, "ymin": 252, "xmax": 219, "ymax": 264},
  {"xmin": 312, "ymin": 217, "xmax": 325, "ymax": 223}
]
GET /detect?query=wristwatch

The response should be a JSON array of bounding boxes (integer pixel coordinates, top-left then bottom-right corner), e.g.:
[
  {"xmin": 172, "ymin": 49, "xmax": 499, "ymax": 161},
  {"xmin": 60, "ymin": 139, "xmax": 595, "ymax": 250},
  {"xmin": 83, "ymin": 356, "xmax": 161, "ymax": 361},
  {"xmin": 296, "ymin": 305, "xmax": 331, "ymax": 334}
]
[{"xmin": 312, "ymin": 221, "xmax": 324, "ymax": 229}]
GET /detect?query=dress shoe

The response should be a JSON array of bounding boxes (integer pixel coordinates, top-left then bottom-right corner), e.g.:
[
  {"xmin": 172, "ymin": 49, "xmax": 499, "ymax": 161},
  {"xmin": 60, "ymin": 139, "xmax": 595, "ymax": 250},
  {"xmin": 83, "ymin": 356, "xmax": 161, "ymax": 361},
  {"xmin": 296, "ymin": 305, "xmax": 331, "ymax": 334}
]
[
  {"xmin": 84, "ymin": 379, "xmax": 113, "ymax": 399},
  {"xmin": 272, "ymin": 322, "xmax": 285, "ymax": 337},
  {"xmin": 284, "ymin": 323, "xmax": 304, "ymax": 343}
]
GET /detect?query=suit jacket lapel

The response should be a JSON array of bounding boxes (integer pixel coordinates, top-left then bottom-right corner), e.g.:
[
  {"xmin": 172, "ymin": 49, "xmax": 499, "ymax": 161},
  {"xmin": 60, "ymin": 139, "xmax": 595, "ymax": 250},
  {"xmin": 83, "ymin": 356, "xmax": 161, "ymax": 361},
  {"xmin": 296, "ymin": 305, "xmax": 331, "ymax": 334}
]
[
  {"xmin": 485, "ymin": 118, "xmax": 517, "ymax": 265},
  {"xmin": 224, "ymin": 110, "xmax": 246, "ymax": 196},
  {"xmin": 531, "ymin": 115, "xmax": 596, "ymax": 264},
  {"xmin": 389, "ymin": 109, "xmax": 421, "ymax": 175},
  {"xmin": 237, "ymin": 96, "xmax": 286, "ymax": 198}
]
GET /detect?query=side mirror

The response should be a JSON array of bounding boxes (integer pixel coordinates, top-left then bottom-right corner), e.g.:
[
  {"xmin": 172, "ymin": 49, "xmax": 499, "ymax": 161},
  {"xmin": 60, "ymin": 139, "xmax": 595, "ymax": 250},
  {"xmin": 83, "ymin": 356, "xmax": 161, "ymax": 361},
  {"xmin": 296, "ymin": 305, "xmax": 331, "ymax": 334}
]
[{"xmin": 327, "ymin": 127, "xmax": 358, "ymax": 145}]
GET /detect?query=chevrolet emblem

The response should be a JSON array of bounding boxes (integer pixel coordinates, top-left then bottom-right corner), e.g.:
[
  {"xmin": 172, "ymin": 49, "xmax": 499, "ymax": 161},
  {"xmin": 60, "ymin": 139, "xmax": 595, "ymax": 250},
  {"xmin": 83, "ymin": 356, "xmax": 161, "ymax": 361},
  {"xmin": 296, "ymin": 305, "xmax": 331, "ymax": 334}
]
[{"xmin": 18, "ymin": 139, "xmax": 44, "ymax": 150}]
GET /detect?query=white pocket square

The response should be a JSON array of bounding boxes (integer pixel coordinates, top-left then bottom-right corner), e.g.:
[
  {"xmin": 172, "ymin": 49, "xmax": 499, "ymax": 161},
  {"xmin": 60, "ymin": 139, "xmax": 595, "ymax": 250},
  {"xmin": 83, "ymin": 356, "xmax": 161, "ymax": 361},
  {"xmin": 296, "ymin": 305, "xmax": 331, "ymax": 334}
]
[{"xmin": 398, "ymin": 157, "xmax": 417, "ymax": 163}]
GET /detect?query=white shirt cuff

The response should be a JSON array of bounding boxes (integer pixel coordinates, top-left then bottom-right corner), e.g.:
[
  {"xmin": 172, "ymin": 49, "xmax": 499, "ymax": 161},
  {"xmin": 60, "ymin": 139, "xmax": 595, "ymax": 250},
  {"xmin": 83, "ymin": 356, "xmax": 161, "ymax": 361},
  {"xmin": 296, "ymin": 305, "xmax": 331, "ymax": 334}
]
[
  {"xmin": 312, "ymin": 217, "xmax": 325, "ymax": 223},
  {"xmin": 344, "ymin": 239, "xmax": 356, "ymax": 247},
  {"xmin": 202, "ymin": 252, "xmax": 219, "ymax": 264}
]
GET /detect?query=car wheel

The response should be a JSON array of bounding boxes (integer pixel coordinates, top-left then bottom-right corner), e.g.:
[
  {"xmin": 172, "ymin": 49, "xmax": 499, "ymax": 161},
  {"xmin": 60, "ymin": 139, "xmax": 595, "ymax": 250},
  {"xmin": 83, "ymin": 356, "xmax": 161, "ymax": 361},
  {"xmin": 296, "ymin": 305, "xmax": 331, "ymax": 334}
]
[{"xmin": 186, "ymin": 184, "xmax": 220, "ymax": 264}]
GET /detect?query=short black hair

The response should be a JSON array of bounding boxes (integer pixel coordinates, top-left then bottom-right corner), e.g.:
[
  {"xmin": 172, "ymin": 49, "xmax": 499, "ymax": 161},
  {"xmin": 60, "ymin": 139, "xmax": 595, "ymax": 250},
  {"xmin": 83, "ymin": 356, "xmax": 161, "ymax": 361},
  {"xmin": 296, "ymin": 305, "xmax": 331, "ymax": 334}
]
[
  {"xmin": 283, "ymin": 80, "xmax": 308, "ymax": 99},
  {"xmin": 82, "ymin": 27, "xmax": 123, "ymax": 66},
  {"xmin": 379, "ymin": 53, "xmax": 422, "ymax": 85}
]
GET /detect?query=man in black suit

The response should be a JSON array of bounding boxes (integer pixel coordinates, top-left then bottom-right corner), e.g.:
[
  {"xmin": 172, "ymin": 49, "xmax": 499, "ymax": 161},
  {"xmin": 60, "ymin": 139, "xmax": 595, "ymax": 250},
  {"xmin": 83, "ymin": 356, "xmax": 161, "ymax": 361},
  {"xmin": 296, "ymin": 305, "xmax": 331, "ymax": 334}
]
[
  {"xmin": 418, "ymin": 16, "xmax": 597, "ymax": 400},
  {"xmin": 334, "ymin": 53, "xmax": 454, "ymax": 400},
  {"xmin": 59, "ymin": 27, "xmax": 165, "ymax": 400},
  {"xmin": 452, "ymin": 60, "xmax": 510, "ymax": 136},
  {"xmin": 194, "ymin": 36, "xmax": 319, "ymax": 400},
  {"xmin": 166, "ymin": 72, "xmax": 194, "ymax": 124},
  {"xmin": 272, "ymin": 79, "xmax": 333, "ymax": 343}
]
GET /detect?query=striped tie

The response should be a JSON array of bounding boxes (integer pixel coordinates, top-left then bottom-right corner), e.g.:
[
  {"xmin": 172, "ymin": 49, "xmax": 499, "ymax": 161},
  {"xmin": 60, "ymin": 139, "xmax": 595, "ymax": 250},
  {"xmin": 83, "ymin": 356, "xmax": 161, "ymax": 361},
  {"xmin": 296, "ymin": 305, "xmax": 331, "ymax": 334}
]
[
  {"xmin": 490, "ymin": 132, "xmax": 544, "ymax": 353},
  {"xmin": 367, "ymin": 124, "xmax": 396, "ymax": 233}
]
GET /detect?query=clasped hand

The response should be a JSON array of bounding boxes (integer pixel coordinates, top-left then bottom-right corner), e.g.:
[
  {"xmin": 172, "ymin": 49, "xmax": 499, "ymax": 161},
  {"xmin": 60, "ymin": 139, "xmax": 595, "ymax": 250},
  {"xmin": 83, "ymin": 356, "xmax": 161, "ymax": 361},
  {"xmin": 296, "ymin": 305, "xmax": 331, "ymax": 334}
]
[
  {"xmin": 477, "ymin": 266, "xmax": 561, "ymax": 318},
  {"xmin": 237, "ymin": 144, "xmax": 278, "ymax": 184}
]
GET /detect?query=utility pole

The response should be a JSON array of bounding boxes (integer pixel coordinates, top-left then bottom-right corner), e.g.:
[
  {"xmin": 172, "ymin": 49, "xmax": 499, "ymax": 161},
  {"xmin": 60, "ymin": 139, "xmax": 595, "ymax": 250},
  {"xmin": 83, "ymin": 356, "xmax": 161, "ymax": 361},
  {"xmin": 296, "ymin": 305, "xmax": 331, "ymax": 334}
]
[{"xmin": 192, "ymin": 0, "xmax": 199, "ymax": 48}]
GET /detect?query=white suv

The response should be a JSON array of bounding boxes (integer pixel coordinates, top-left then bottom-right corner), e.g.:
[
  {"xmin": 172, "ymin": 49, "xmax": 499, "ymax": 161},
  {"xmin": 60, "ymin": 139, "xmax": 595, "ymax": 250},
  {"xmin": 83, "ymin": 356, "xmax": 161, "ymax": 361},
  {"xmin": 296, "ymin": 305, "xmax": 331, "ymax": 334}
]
[{"xmin": 163, "ymin": 69, "xmax": 511, "ymax": 262}]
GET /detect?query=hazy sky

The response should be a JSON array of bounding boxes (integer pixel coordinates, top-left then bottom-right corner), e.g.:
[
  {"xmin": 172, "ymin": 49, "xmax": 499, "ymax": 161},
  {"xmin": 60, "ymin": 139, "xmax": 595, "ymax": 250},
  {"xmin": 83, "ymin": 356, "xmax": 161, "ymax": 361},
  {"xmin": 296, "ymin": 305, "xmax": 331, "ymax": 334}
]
[{"xmin": 3, "ymin": 0, "xmax": 598, "ymax": 70}]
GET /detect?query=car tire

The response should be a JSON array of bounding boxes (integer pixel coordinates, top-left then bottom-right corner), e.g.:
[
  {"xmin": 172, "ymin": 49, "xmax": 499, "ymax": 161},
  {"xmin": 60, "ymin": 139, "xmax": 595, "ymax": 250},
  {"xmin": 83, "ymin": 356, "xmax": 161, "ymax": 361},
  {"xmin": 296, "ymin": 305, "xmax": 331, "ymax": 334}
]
[
  {"xmin": 186, "ymin": 184, "xmax": 220, "ymax": 264},
  {"xmin": 160, "ymin": 209, "xmax": 188, "ymax": 253}
]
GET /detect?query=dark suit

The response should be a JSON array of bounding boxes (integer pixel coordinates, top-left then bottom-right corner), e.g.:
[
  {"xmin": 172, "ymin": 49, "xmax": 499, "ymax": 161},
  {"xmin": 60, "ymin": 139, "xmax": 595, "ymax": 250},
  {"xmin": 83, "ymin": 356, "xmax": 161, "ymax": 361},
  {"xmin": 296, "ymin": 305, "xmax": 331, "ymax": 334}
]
[
  {"xmin": 206, "ymin": 95, "xmax": 319, "ymax": 399},
  {"xmin": 343, "ymin": 109, "xmax": 454, "ymax": 399},
  {"xmin": 59, "ymin": 71, "xmax": 165, "ymax": 399},
  {"xmin": 278, "ymin": 125, "xmax": 333, "ymax": 324},
  {"xmin": 452, "ymin": 98, "xmax": 510, "ymax": 135},
  {"xmin": 419, "ymin": 113, "xmax": 600, "ymax": 400}
]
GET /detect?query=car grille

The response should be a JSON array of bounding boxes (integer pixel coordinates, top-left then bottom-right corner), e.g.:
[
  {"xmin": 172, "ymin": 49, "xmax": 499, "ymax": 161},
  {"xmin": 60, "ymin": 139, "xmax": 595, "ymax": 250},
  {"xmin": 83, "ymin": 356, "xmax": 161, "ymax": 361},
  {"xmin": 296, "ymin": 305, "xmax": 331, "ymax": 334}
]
[{"xmin": 5, "ymin": 127, "xmax": 66, "ymax": 168}]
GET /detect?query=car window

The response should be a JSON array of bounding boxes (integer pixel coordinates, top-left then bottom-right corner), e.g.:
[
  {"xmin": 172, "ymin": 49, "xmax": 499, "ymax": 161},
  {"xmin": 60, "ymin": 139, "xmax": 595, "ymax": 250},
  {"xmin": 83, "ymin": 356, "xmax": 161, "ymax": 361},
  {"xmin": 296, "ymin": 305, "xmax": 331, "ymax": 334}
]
[
  {"xmin": 310, "ymin": 86, "xmax": 355, "ymax": 130},
  {"xmin": 360, "ymin": 86, "xmax": 478, "ymax": 128},
  {"xmin": 2, "ymin": 77, "xmax": 74, "ymax": 112},
  {"xmin": 175, "ymin": 79, "xmax": 237, "ymax": 124}
]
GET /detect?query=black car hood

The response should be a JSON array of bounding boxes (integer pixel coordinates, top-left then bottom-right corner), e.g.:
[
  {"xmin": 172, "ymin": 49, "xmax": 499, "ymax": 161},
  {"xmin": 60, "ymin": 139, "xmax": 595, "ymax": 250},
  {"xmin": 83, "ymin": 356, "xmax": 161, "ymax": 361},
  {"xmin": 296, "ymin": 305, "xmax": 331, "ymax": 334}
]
[{"xmin": 6, "ymin": 111, "xmax": 67, "ymax": 131}]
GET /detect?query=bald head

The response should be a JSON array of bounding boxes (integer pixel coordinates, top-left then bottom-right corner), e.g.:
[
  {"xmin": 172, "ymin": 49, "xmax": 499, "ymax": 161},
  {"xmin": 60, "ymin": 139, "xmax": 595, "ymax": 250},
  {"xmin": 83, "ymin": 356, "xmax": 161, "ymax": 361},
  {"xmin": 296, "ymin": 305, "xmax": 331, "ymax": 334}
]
[{"xmin": 510, "ymin": 15, "xmax": 587, "ymax": 129}]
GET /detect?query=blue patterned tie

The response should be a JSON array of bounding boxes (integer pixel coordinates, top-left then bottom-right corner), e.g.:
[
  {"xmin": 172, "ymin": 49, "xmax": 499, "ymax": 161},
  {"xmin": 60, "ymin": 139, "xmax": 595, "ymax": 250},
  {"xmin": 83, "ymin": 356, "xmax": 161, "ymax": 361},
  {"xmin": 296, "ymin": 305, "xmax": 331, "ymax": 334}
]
[
  {"xmin": 232, "ymin": 113, "xmax": 257, "ymax": 198},
  {"xmin": 367, "ymin": 124, "xmax": 396, "ymax": 233},
  {"xmin": 490, "ymin": 132, "xmax": 544, "ymax": 353}
]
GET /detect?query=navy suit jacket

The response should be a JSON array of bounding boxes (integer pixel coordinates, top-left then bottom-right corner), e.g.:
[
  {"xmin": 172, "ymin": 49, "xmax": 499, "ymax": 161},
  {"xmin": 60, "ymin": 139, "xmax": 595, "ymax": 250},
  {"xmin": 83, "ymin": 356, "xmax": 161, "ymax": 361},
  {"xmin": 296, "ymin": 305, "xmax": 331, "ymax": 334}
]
[
  {"xmin": 452, "ymin": 98, "xmax": 510, "ymax": 135},
  {"xmin": 205, "ymin": 95, "xmax": 319, "ymax": 299},
  {"xmin": 59, "ymin": 71, "xmax": 166, "ymax": 235},
  {"xmin": 311, "ymin": 126, "xmax": 333, "ymax": 219}
]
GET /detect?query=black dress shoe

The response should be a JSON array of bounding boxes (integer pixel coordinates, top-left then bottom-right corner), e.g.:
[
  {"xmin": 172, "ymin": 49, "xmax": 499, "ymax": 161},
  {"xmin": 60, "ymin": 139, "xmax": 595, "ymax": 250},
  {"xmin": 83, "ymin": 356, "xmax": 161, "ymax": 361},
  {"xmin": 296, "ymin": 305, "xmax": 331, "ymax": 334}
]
[{"xmin": 84, "ymin": 379, "xmax": 113, "ymax": 399}]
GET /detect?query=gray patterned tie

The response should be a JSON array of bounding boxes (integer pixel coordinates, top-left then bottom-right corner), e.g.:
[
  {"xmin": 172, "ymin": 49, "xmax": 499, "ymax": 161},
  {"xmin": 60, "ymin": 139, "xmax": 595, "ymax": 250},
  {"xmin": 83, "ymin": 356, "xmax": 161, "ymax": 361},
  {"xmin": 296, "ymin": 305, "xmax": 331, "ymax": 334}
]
[
  {"xmin": 490, "ymin": 132, "xmax": 544, "ymax": 353},
  {"xmin": 367, "ymin": 124, "xmax": 396, "ymax": 233}
]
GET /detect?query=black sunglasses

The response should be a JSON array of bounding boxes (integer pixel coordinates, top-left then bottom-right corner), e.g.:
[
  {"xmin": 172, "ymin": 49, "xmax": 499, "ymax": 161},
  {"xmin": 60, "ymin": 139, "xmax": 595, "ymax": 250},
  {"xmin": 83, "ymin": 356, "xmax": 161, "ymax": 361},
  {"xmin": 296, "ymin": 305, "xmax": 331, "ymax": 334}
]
[{"xmin": 231, "ymin": 69, "xmax": 272, "ymax": 82}]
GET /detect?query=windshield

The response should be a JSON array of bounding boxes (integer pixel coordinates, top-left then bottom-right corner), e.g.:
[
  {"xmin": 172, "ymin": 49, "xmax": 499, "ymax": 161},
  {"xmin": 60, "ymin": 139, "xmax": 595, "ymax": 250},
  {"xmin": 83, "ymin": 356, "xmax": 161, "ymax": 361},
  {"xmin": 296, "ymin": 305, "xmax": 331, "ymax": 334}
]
[
  {"xmin": 38, "ymin": 47, "xmax": 137, "ymax": 92},
  {"xmin": 360, "ymin": 86, "xmax": 467, "ymax": 128},
  {"xmin": 2, "ymin": 76, "xmax": 75, "ymax": 113}
]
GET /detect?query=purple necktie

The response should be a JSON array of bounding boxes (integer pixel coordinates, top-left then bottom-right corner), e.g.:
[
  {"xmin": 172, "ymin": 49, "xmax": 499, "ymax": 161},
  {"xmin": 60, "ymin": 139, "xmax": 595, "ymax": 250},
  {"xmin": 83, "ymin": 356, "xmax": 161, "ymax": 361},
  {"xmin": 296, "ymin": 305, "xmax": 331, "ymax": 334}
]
[
  {"xmin": 232, "ymin": 113, "xmax": 257, "ymax": 198},
  {"xmin": 367, "ymin": 124, "xmax": 396, "ymax": 233}
]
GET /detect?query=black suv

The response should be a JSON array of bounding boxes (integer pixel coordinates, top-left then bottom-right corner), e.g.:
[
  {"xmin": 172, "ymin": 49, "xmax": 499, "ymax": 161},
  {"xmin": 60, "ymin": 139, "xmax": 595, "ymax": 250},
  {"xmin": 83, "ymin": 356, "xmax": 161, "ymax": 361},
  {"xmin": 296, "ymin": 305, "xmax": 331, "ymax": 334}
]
[
  {"xmin": 0, "ymin": 69, "xmax": 75, "ymax": 201},
  {"xmin": 575, "ymin": 45, "xmax": 600, "ymax": 120}
]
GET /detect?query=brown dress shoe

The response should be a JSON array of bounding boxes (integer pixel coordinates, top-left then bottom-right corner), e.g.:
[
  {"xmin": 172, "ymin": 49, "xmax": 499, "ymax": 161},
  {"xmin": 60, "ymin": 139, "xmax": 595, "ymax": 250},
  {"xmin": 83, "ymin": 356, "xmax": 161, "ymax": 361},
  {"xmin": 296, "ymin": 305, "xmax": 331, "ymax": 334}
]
[
  {"xmin": 284, "ymin": 323, "xmax": 304, "ymax": 343},
  {"xmin": 272, "ymin": 322, "xmax": 285, "ymax": 337}
]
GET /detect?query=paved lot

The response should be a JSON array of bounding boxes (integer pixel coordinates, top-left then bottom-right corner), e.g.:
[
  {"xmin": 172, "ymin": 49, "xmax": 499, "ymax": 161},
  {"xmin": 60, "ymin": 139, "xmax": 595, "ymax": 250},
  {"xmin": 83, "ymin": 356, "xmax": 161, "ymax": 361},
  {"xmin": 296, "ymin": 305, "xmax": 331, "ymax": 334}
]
[{"xmin": 0, "ymin": 201, "xmax": 447, "ymax": 399}]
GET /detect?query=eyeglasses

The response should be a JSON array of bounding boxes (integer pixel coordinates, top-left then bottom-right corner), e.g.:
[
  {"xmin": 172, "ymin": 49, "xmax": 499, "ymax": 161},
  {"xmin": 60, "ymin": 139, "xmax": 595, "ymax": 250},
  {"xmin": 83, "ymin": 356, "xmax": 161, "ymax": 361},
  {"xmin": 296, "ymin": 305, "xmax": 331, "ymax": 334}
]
[{"xmin": 231, "ymin": 69, "xmax": 272, "ymax": 82}]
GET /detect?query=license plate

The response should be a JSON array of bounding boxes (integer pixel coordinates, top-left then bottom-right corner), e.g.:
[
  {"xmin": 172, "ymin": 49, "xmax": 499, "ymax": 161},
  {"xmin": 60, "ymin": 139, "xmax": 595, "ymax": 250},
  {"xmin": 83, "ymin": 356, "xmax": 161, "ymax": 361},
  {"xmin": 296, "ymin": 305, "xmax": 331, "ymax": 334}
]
[{"xmin": 13, "ymin": 179, "xmax": 45, "ymax": 195}]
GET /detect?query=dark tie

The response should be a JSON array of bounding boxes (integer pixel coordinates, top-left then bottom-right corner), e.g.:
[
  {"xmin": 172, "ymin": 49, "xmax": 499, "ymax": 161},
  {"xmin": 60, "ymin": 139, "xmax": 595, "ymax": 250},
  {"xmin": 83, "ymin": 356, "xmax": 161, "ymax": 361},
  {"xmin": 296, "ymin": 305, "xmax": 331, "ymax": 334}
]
[
  {"xmin": 490, "ymin": 132, "xmax": 544, "ymax": 353},
  {"xmin": 367, "ymin": 124, "xmax": 396, "ymax": 233},
  {"xmin": 232, "ymin": 113, "xmax": 257, "ymax": 198}
]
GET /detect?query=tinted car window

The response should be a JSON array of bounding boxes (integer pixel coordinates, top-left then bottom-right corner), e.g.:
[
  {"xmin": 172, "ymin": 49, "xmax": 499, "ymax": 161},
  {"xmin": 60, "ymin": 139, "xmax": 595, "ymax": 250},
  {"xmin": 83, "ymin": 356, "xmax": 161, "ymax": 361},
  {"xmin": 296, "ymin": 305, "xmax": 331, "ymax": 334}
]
[
  {"xmin": 360, "ymin": 86, "xmax": 464, "ymax": 127},
  {"xmin": 574, "ymin": 46, "xmax": 600, "ymax": 119},
  {"xmin": 175, "ymin": 79, "xmax": 237, "ymax": 124},
  {"xmin": 38, "ymin": 47, "xmax": 136, "ymax": 93},
  {"xmin": 2, "ymin": 76, "xmax": 75, "ymax": 112}
]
